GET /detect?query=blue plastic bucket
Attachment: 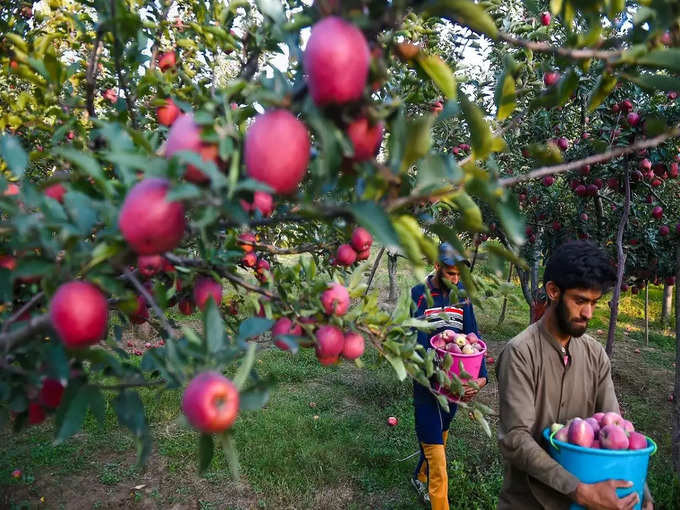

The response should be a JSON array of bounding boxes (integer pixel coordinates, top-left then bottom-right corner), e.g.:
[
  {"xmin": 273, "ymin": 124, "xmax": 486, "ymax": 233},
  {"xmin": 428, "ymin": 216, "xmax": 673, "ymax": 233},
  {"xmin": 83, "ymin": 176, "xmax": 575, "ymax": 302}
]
[{"xmin": 542, "ymin": 428, "xmax": 657, "ymax": 510}]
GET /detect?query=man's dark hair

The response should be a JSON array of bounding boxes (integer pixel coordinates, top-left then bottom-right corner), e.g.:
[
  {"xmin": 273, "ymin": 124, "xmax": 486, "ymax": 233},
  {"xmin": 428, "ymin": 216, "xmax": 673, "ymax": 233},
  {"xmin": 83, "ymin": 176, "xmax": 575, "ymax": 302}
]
[{"xmin": 543, "ymin": 240, "xmax": 617, "ymax": 292}]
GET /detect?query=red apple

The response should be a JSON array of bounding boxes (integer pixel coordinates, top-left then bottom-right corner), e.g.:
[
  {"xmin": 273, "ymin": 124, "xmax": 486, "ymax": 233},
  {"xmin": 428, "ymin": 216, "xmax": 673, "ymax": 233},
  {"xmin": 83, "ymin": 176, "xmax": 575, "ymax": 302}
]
[
  {"xmin": 118, "ymin": 178, "xmax": 185, "ymax": 255},
  {"xmin": 315, "ymin": 324, "xmax": 344, "ymax": 365},
  {"xmin": 568, "ymin": 418, "xmax": 594, "ymax": 448},
  {"xmin": 621, "ymin": 419, "xmax": 635, "ymax": 434},
  {"xmin": 137, "ymin": 254, "xmax": 164, "ymax": 278},
  {"xmin": 586, "ymin": 184, "xmax": 599, "ymax": 196},
  {"xmin": 193, "ymin": 277, "xmax": 222, "ymax": 310},
  {"xmin": 355, "ymin": 248, "xmax": 370, "ymax": 261},
  {"xmin": 556, "ymin": 137, "xmax": 569, "ymax": 150},
  {"xmin": 336, "ymin": 244, "xmax": 357, "ymax": 266},
  {"xmin": 165, "ymin": 114, "xmax": 216, "ymax": 184},
  {"xmin": 44, "ymin": 183, "xmax": 66, "ymax": 203},
  {"xmin": 652, "ymin": 205, "xmax": 663, "ymax": 220},
  {"xmin": 590, "ymin": 440, "xmax": 601, "ymax": 449},
  {"xmin": 574, "ymin": 184, "xmax": 587, "ymax": 196},
  {"xmin": 542, "ymin": 175, "xmax": 554, "ymax": 186},
  {"xmin": 178, "ymin": 298, "xmax": 194, "ymax": 315},
  {"xmin": 639, "ymin": 159, "xmax": 652, "ymax": 171},
  {"xmin": 585, "ymin": 417, "xmax": 601, "ymax": 439},
  {"xmin": 342, "ymin": 331, "xmax": 365, "ymax": 360},
  {"xmin": 245, "ymin": 110, "xmax": 311, "ymax": 194},
  {"xmin": 552, "ymin": 221, "xmax": 561, "ymax": 231},
  {"xmin": 321, "ymin": 282, "xmax": 350, "ymax": 316},
  {"xmin": 600, "ymin": 411, "xmax": 623, "ymax": 427},
  {"xmin": 39, "ymin": 379, "xmax": 65, "ymax": 409},
  {"xmin": 351, "ymin": 227, "xmax": 373, "ymax": 253},
  {"xmin": 157, "ymin": 98, "xmax": 181, "ymax": 126},
  {"xmin": 272, "ymin": 317, "xmax": 302, "ymax": 350},
  {"xmin": 238, "ymin": 232, "xmax": 256, "ymax": 252},
  {"xmin": 628, "ymin": 431, "xmax": 647, "ymax": 450},
  {"xmin": 659, "ymin": 225, "xmax": 670, "ymax": 236},
  {"xmin": 540, "ymin": 11, "xmax": 551, "ymax": 25},
  {"xmin": 304, "ymin": 17, "xmax": 370, "ymax": 105},
  {"xmin": 157, "ymin": 51, "xmax": 176, "ymax": 72},
  {"xmin": 129, "ymin": 295, "xmax": 149, "ymax": 324},
  {"xmin": 347, "ymin": 117, "xmax": 383, "ymax": 161},
  {"xmin": 50, "ymin": 281, "xmax": 108, "ymax": 348},
  {"xmin": 621, "ymin": 99, "xmax": 633, "ymax": 112},
  {"xmin": 579, "ymin": 164, "xmax": 591, "ymax": 176},
  {"xmin": 387, "ymin": 416, "xmax": 398, "ymax": 426},
  {"xmin": 103, "ymin": 88, "xmax": 117, "ymax": 103},
  {"xmin": 432, "ymin": 101, "xmax": 443, "ymax": 113},
  {"xmin": 255, "ymin": 258, "xmax": 270, "ymax": 281},
  {"xmin": 669, "ymin": 162, "xmax": 679, "ymax": 178},
  {"xmin": 11, "ymin": 469, "xmax": 21, "ymax": 479},
  {"xmin": 4, "ymin": 183, "xmax": 19, "ymax": 196},
  {"xmin": 544, "ymin": 72, "xmax": 560, "ymax": 87},
  {"xmin": 599, "ymin": 424, "xmax": 629, "ymax": 450},
  {"xmin": 580, "ymin": 213, "xmax": 588, "ymax": 222},
  {"xmin": 242, "ymin": 252, "xmax": 257, "ymax": 268},
  {"xmin": 626, "ymin": 112, "xmax": 640, "ymax": 127},
  {"xmin": 555, "ymin": 426, "xmax": 569, "ymax": 443},
  {"xmin": 241, "ymin": 191, "xmax": 274, "ymax": 217},
  {"xmin": 182, "ymin": 372, "xmax": 239, "ymax": 433},
  {"xmin": 28, "ymin": 402, "xmax": 46, "ymax": 425}
]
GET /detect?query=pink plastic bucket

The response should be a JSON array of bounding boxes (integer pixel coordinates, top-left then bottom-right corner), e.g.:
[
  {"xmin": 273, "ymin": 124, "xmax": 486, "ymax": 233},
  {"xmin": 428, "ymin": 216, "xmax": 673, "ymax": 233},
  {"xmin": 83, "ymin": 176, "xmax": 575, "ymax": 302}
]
[{"xmin": 430, "ymin": 335, "xmax": 486, "ymax": 402}]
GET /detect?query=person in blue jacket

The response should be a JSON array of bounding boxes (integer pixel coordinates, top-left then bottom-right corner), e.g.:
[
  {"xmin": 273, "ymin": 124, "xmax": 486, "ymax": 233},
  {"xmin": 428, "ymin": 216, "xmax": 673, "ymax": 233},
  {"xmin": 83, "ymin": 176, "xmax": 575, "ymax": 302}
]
[{"xmin": 409, "ymin": 242, "xmax": 488, "ymax": 509}]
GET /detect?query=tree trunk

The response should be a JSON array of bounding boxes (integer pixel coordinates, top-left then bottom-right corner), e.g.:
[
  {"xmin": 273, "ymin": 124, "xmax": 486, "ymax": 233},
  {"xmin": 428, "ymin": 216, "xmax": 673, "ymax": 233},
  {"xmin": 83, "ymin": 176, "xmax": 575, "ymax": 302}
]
[
  {"xmin": 606, "ymin": 163, "xmax": 631, "ymax": 358},
  {"xmin": 497, "ymin": 264, "xmax": 513, "ymax": 326},
  {"xmin": 644, "ymin": 283, "xmax": 649, "ymax": 346},
  {"xmin": 673, "ymin": 245, "xmax": 680, "ymax": 475},
  {"xmin": 387, "ymin": 251, "xmax": 399, "ymax": 303},
  {"xmin": 470, "ymin": 243, "xmax": 480, "ymax": 272},
  {"xmin": 530, "ymin": 255, "xmax": 539, "ymax": 298},
  {"xmin": 517, "ymin": 267, "xmax": 533, "ymax": 324},
  {"xmin": 662, "ymin": 283, "xmax": 673, "ymax": 325}
]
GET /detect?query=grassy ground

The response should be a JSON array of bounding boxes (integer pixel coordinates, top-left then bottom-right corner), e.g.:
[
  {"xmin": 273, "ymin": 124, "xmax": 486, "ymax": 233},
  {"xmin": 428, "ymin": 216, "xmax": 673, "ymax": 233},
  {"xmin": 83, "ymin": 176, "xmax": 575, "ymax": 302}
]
[{"xmin": 2, "ymin": 255, "xmax": 679, "ymax": 509}]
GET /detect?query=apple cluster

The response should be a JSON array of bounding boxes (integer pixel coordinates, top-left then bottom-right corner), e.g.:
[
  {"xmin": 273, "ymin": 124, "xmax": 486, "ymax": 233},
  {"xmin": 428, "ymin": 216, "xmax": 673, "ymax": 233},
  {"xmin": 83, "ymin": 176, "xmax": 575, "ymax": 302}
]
[
  {"xmin": 431, "ymin": 330, "xmax": 484, "ymax": 355},
  {"xmin": 332, "ymin": 227, "xmax": 373, "ymax": 266},
  {"xmin": 551, "ymin": 412, "xmax": 649, "ymax": 451}
]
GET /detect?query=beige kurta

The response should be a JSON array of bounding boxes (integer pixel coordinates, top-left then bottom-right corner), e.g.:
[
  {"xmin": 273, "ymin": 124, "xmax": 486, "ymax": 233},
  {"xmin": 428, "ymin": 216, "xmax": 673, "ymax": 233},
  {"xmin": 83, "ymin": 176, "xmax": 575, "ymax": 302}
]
[{"xmin": 495, "ymin": 315, "xmax": 620, "ymax": 509}]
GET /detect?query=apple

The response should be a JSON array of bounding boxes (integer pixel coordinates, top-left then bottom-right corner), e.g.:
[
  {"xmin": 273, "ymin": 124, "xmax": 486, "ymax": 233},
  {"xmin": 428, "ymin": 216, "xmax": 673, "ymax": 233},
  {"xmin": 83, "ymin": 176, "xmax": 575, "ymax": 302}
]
[
  {"xmin": 585, "ymin": 417, "xmax": 601, "ymax": 439},
  {"xmin": 28, "ymin": 402, "xmax": 46, "ymax": 425},
  {"xmin": 178, "ymin": 298, "xmax": 194, "ymax": 315},
  {"xmin": 540, "ymin": 11, "xmax": 551, "ymax": 25},
  {"xmin": 550, "ymin": 423, "xmax": 564, "ymax": 434},
  {"xmin": 157, "ymin": 51, "xmax": 176, "ymax": 72},
  {"xmin": 462, "ymin": 344, "xmax": 475, "ymax": 355},
  {"xmin": 241, "ymin": 191, "xmax": 274, "ymax": 217},
  {"xmin": 347, "ymin": 117, "xmax": 383, "ymax": 161},
  {"xmin": 342, "ymin": 331, "xmax": 365, "ymax": 360},
  {"xmin": 659, "ymin": 225, "xmax": 670, "ymax": 236},
  {"xmin": 446, "ymin": 342, "xmax": 461, "ymax": 354},
  {"xmin": 639, "ymin": 158, "xmax": 652, "ymax": 171},
  {"xmin": 432, "ymin": 101, "xmax": 443, "ymax": 113},
  {"xmin": 182, "ymin": 372, "xmax": 239, "ymax": 433},
  {"xmin": 466, "ymin": 332, "xmax": 479, "ymax": 344},
  {"xmin": 600, "ymin": 411, "xmax": 623, "ymax": 427},
  {"xmin": 387, "ymin": 416, "xmax": 398, "ymax": 426},
  {"xmin": 356, "ymin": 248, "xmax": 370, "ymax": 261},
  {"xmin": 586, "ymin": 184, "xmax": 598, "ymax": 196},
  {"xmin": 590, "ymin": 440, "xmax": 601, "ymax": 449},
  {"xmin": 580, "ymin": 213, "xmax": 588, "ymax": 222},
  {"xmin": 626, "ymin": 112, "xmax": 640, "ymax": 127},
  {"xmin": 652, "ymin": 205, "xmax": 663, "ymax": 219},
  {"xmin": 621, "ymin": 99, "xmax": 633, "ymax": 112},
  {"xmin": 137, "ymin": 254, "xmax": 164, "ymax": 278},
  {"xmin": 50, "ymin": 281, "xmax": 108, "ymax": 348},
  {"xmin": 336, "ymin": 244, "xmax": 358, "ymax": 266},
  {"xmin": 552, "ymin": 221, "xmax": 562, "ymax": 231},
  {"xmin": 165, "ymin": 114, "xmax": 215, "ymax": 184},
  {"xmin": 44, "ymin": 183, "xmax": 66, "ymax": 203},
  {"xmin": 454, "ymin": 334, "xmax": 467, "ymax": 348},
  {"xmin": 238, "ymin": 232, "xmax": 257, "ymax": 252},
  {"xmin": 351, "ymin": 227, "xmax": 373, "ymax": 252},
  {"xmin": 118, "ymin": 178, "xmax": 185, "ymax": 255},
  {"xmin": 621, "ymin": 419, "xmax": 635, "ymax": 434},
  {"xmin": 321, "ymin": 282, "xmax": 350, "ymax": 316},
  {"xmin": 556, "ymin": 137, "xmax": 569, "ymax": 150},
  {"xmin": 574, "ymin": 184, "xmax": 587, "ymax": 196},
  {"xmin": 304, "ymin": 17, "xmax": 370, "ymax": 105},
  {"xmin": 555, "ymin": 427, "xmax": 569, "ymax": 443},
  {"xmin": 242, "ymin": 252, "xmax": 257, "ymax": 268},
  {"xmin": 542, "ymin": 175, "xmax": 554, "ymax": 186},
  {"xmin": 193, "ymin": 277, "xmax": 222, "ymax": 310},
  {"xmin": 628, "ymin": 431, "xmax": 647, "ymax": 450},
  {"xmin": 440, "ymin": 330, "xmax": 456, "ymax": 342},
  {"xmin": 4, "ymin": 183, "xmax": 20, "ymax": 196},
  {"xmin": 315, "ymin": 324, "xmax": 344, "ymax": 365},
  {"xmin": 11, "ymin": 469, "xmax": 21, "ymax": 479},
  {"xmin": 103, "ymin": 88, "xmax": 117, "ymax": 103},
  {"xmin": 255, "ymin": 258, "xmax": 270, "ymax": 281},
  {"xmin": 599, "ymin": 424, "xmax": 629, "ymax": 450},
  {"xmin": 544, "ymin": 72, "xmax": 560, "ymax": 87},
  {"xmin": 157, "ymin": 98, "xmax": 181, "ymax": 126},
  {"xmin": 669, "ymin": 162, "xmax": 679, "ymax": 178},
  {"xmin": 245, "ymin": 110, "xmax": 311, "ymax": 194},
  {"xmin": 271, "ymin": 317, "xmax": 302, "ymax": 351},
  {"xmin": 129, "ymin": 295, "xmax": 149, "ymax": 324},
  {"xmin": 39, "ymin": 379, "xmax": 65, "ymax": 409},
  {"xmin": 567, "ymin": 418, "xmax": 594, "ymax": 448}
]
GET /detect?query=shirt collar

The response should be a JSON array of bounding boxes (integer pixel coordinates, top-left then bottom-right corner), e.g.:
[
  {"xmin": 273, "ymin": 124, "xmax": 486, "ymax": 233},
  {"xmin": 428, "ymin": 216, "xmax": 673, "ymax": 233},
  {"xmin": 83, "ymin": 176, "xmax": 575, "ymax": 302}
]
[{"xmin": 537, "ymin": 314, "xmax": 574, "ymax": 356}]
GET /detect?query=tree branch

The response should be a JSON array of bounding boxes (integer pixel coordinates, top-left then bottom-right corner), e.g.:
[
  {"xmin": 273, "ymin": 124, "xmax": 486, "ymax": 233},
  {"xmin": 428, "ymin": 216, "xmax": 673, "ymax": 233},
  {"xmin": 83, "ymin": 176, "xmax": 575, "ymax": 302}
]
[
  {"xmin": 85, "ymin": 28, "xmax": 104, "ymax": 118},
  {"xmin": 239, "ymin": 240, "xmax": 331, "ymax": 255},
  {"xmin": 497, "ymin": 32, "xmax": 623, "ymax": 61},
  {"xmin": 499, "ymin": 127, "xmax": 680, "ymax": 187},
  {"xmin": 121, "ymin": 267, "xmax": 177, "ymax": 338},
  {"xmin": 110, "ymin": 0, "xmax": 137, "ymax": 128},
  {"xmin": 1, "ymin": 291, "xmax": 45, "ymax": 334},
  {"xmin": 148, "ymin": 1, "xmax": 174, "ymax": 73},
  {"xmin": 0, "ymin": 314, "xmax": 52, "ymax": 354},
  {"xmin": 95, "ymin": 379, "xmax": 165, "ymax": 391}
]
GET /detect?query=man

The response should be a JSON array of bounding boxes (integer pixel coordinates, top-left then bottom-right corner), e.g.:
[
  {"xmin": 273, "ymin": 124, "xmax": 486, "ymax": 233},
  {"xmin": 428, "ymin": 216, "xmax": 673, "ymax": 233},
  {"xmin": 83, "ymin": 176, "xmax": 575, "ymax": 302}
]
[
  {"xmin": 496, "ymin": 240, "xmax": 653, "ymax": 510},
  {"xmin": 410, "ymin": 242, "xmax": 488, "ymax": 509}
]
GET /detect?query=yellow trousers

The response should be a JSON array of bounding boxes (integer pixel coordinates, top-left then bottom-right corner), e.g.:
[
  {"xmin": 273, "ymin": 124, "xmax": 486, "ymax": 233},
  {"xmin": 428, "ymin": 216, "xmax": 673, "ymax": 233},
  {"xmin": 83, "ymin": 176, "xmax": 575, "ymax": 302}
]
[{"xmin": 416, "ymin": 430, "xmax": 449, "ymax": 510}]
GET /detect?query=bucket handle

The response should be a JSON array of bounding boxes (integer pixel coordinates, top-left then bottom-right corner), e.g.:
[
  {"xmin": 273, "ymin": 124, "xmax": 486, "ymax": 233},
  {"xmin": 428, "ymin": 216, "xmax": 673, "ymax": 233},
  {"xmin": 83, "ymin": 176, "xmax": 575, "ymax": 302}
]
[
  {"xmin": 549, "ymin": 428, "xmax": 560, "ymax": 452},
  {"xmin": 648, "ymin": 437, "xmax": 658, "ymax": 456}
]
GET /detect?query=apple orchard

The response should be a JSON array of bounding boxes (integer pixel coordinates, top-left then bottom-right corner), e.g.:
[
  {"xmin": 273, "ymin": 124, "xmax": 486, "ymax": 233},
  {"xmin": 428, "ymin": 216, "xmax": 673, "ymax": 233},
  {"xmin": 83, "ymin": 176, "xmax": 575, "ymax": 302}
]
[{"xmin": 1, "ymin": 0, "xmax": 680, "ymax": 485}]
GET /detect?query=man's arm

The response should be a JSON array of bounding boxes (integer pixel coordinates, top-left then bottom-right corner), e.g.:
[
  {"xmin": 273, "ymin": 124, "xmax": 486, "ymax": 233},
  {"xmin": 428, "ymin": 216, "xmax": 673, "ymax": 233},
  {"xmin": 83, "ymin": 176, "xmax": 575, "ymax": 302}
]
[{"xmin": 497, "ymin": 343, "xmax": 580, "ymax": 495}]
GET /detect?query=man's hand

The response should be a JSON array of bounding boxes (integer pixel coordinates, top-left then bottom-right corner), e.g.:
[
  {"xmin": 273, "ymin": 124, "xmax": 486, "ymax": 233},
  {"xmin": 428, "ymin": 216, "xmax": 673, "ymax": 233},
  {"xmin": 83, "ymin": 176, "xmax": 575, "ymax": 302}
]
[
  {"xmin": 642, "ymin": 497, "xmax": 653, "ymax": 510},
  {"xmin": 572, "ymin": 480, "xmax": 639, "ymax": 510},
  {"xmin": 461, "ymin": 377, "xmax": 487, "ymax": 402}
]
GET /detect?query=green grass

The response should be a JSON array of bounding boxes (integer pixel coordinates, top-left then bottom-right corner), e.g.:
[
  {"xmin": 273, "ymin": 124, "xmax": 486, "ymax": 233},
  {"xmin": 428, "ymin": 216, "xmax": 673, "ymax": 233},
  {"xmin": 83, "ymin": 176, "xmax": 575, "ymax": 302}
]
[{"xmin": 2, "ymin": 257, "xmax": 679, "ymax": 509}]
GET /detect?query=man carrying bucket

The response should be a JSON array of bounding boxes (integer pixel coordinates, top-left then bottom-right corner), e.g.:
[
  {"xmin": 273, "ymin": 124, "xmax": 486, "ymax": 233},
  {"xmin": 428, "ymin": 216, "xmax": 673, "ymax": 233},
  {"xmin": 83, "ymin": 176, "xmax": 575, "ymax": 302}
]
[
  {"xmin": 496, "ymin": 240, "xmax": 653, "ymax": 509},
  {"xmin": 409, "ymin": 242, "xmax": 488, "ymax": 509}
]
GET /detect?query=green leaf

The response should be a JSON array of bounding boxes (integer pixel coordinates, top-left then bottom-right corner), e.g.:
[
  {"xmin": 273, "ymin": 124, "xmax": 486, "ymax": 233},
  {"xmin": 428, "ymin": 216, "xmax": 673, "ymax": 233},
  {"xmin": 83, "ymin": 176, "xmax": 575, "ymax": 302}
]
[
  {"xmin": 452, "ymin": 191, "xmax": 484, "ymax": 231},
  {"xmin": 402, "ymin": 318, "xmax": 438, "ymax": 330},
  {"xmin": 63, "ymin": 191, "xmax": 98, "ymax": 234},
  {"xmin": 416, "ymin": 154, "xmax": 463, "ymax": 190},
  {"xmin": 54, "ymin": 148, "xmax": 111, "ymax": 194},
  {"xmin": 199, "ymin": 433, "xmax": 215, "ymax": 474},
  {"xmin": 238, "ymin": 386, "xmax": 270, "ymax": 411},
  {"xmin": 459, "ymin": 90, "xmax": 493, "ymax": 160},
  {"xmin": 233, "ymin": 341, "xmax": 257, "ymax": 390},
  {"xmin": 424, "ymin": 0, "xmax": 499, "ymax": 39},
  {"xmin": 401, "ymin": 115, "xmax": 434, "ymax": 172},
  {"xmin": 494, "ymin": 200, "xmax": 525, "ymax": 245},
  {"xmin": 256, "ymin": 0, "xmax": 284, "ymax": 22},
  {"xmin": 495, "ymin": 71, "xmax": 516, "ymax": 120},
  {"xmin": 385, "ymin": 353, "xmax": 407, "ymax": 381},
  {"xmin": 624, "ymin": 73, "xmax": 680, "ymax": 93},
  {"xmin": 0, "ymin": 135, "xmax": 28, "ymax": 178},
  {"xmin": 349, "ymin": 202, "xmax": 401, "ymax": 249},
  {"xmin": 237, "ymin": 317, "xmax": 274, "ymax": 342},
  {"xmin": 217, "ymin": 431, "xmax": 240, "ymax": 479},
  {"xmin": 416, "ymin": 55, "xmax": 457, "ymax": 99},
  {"xmin": 486, "ymin": 243, "xmax": 528, "ymax": 270},
  {"xmin": 113, "ymin": 390, "xmax": 152, "ymax": 465},
  {"xmin": 635, "ymin": 49, "xmax": 680, "ymax": 73},
  {"xmin": 15, "ymin": 257, "xmax": 52, "ymax": 279},
  {"xmin": 84, "ymin": 241, "xmax": 125, "ymax": 271},
  {"xmin": 204, "ymin": 299, "xmax": 226, "ymax": 354},
  {"xmin": 55, "ymin": 385, "xmax": 96, "ymax": 443},
  {"xmin": 271, "ymin": 334, "xmax": 299, "ymax": 354},
  {"xmin": 587, "ymin": 73, "xmax": 618, "ymax": 112},
  {"xmin": 473, "ymin": 408, "xmax": 492, "ymax": 437}
]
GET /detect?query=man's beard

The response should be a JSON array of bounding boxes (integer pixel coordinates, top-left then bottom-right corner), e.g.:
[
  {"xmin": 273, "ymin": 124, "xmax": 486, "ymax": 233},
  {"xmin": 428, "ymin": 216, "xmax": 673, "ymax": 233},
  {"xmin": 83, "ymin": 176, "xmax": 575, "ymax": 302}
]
[{"xmin": 556, "ymin": 295, "xmax": 588, "ymax": 337}]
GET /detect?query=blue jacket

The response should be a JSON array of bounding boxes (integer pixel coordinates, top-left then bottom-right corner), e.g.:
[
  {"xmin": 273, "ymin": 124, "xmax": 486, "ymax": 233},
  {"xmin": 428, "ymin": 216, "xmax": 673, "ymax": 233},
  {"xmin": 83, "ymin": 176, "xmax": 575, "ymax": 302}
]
[{"xmin": 410, "ymin": 275, "xmax": 488, "ymax": 387}]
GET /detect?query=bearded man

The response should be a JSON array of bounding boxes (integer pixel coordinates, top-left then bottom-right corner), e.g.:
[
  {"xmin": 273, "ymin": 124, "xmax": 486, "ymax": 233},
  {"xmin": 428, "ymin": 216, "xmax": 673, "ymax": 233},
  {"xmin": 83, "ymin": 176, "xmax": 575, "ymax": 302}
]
[{"xmin": 496, "ymin": 240, "xmax": 653, "ymax": 510}]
